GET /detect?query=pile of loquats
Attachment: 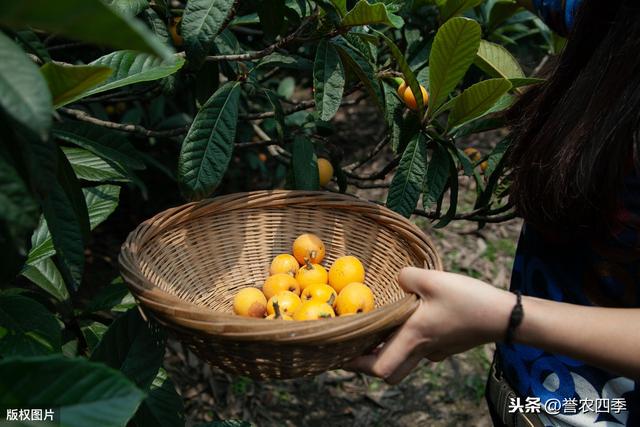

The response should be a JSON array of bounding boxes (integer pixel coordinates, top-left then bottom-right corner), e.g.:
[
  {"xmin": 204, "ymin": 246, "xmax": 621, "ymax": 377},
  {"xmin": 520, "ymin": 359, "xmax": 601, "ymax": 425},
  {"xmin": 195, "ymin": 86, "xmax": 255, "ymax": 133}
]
[{"xmin": 233, "ymin": 233, "xmax": 375, "ymax": 321}]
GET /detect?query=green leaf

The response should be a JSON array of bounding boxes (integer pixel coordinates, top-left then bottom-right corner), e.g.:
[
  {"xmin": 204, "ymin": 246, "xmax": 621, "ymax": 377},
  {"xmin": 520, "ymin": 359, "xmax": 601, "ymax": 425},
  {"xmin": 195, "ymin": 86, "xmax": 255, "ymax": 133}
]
[
  {"xmin": 383, "ymin": 83, "xmax": 403, "ymax": 153},
  {"xmin": 448, "ymin": 78, "xmax": 512, "ymax": 128},
  {"xmin": 433, "ymin": 142, "xmax": 459, "ymax": 228},
  {"xmin": 0, "ymin": 32, "xmax": 52, "ymax": 139},
  {"xmin": 83, "ymin": 184, "xmax": 121, "ymax": 228},
  {"xmin": 387, "ymin": 134, "xmax": 427, "ymax": 218},
  {"xmin": 130, "ymin": 368, "xmax": 185, "ymax": 427},
  {"xmin": 56, "ymin": 147, "xmax": 91, "ymax": 242},
  {"xmin": 91, "ymin": 309, "xmax": 167, "ymax": 390},
  {"xmin": 291, "ymin": 136, "xmax": 319, "ymax": 190},
  {"xmin": 331, "ymin": 0, "xmax": 348, "ymax": 16},
  {"xmin": 0, "ymin": 146, "xmax": 39, "ymax": 284},
  {"xmin": 332, "ymin": 39, "xmax": 384, "ymax": 112},
  {"xmin": 509, "ymin": 77, "xmax": 544, "ymax": 88},
  {"xmin": 80, "ymin": 321, "xmax": 109, "ymax": 353},
  {"xmin": 14, "ymin": 29, "xmax": 51, "ymax": 62},
  {"xmin": 0, "ymin": 355, "xmax": 145, "ymax": 427},
  {"xmin": 0, "ymin": 0, "xmax": 172, "ymax": 60},
  {"xmin": 182, "ymin": 0, "xmax": 237, "ymax": 64},
  {"xmin": 0, "ymin": 294, "xmax": 61, "ymax": 356},
  {"xmin": 40, "ymin": 180, "xmax": 85, "ymax": 289},
  {"xmin": 141, "ymin": 8, "xmax": 171, "ymax": 45},
  {"xmin": 255, "ymin": 52, "xmax": 313, "ymax": 71},
  {"xmin": 440, "ymin": 0, "xmax": 483, "ymax": 23},
  {"xmin": 474, "ymin": 39, "xmax": 524, "ymax": 80},
  {"xmin": 487, "ymin": 0, "xmax": 522, "ymax": 32},
  {"xmin": 423, "ymin": 142, "xmax": 449, "ymax": 211},
  {"xmin": 40, "ymin": 62, "xmax": 113, "ymax": 108},
  {"xmin": 84, "ymin": 277, "xmax": 135, "ymax": 314},
  {"xmin": 62, "ymin": 147, "xmax": 130, "ymax": 182},
  {"xmin": 375, "ymin": 31, "xmax": 425, "ymax": 116},
  {"xmin": 427, "ymin": 17, "xmax": 481, "ymax": 115},
  {"xmin": 26, "ymin": 185, "xmax": 121, "ymax": 267},
  {"xmin": 313, "ymin": 40, "xmax": 346, "ymax": 122},
  {"xmin": 75, "ymin": 51, "xmax": 185, "ymax": 104},
  {"xmin": 53, "ymin": 122, "xmax": 146, "ymax": 170},
  {"xmin": 341, "ymin": 0, "xmax": 404, "ymax": 28},
  {"xmin": 104, "ymin": 0, "xmax": 149, "ymax": 17},
  {"xmin": 21, "ymin": 258, "xmax": 70, "ymax": 303},
  {"xmin": 178, "ymin": 82, "xmax": 242, "ymax": 200}
]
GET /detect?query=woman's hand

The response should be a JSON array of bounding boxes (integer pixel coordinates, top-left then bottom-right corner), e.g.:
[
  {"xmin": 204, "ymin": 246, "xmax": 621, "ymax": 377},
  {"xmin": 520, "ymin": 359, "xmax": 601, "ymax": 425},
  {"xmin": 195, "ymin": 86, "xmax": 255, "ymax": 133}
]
[
  {"xmin": 346, "ymin": 267, "xmax": 640, "ymax": 383},
  {"xmin": 344, "ymin": 267, "xmax": 515, "ymax": 384}
]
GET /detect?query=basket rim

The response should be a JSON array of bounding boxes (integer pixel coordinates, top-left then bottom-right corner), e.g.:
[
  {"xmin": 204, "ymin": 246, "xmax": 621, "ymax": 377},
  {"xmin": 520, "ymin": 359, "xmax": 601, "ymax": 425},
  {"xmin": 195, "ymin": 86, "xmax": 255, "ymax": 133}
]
[{"xmin": 118, "ymin": 190, "xmax": 441, "ymax": 342}]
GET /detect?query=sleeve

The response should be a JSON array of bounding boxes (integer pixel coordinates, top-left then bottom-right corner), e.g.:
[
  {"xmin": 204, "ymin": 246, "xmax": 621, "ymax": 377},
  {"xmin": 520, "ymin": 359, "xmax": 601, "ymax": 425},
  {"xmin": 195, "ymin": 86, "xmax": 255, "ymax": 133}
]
[{"xmin": 531, "ymin": 0, "xmax": 584, "ymax": 36}]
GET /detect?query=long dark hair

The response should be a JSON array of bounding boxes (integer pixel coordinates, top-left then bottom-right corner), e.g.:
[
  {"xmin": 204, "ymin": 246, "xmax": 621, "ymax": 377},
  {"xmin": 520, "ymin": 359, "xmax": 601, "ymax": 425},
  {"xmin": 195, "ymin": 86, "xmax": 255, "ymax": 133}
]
[{"xmin": 506, "ymin": 0, "xmax": 640, "ymax": 235}]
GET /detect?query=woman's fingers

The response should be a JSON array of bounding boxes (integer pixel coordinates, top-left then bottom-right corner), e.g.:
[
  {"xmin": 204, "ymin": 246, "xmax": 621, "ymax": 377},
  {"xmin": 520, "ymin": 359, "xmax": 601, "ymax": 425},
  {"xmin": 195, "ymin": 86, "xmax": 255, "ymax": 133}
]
[{"xmin": 384, "ymin": 352, "xmax": 425, "ymax": 384}]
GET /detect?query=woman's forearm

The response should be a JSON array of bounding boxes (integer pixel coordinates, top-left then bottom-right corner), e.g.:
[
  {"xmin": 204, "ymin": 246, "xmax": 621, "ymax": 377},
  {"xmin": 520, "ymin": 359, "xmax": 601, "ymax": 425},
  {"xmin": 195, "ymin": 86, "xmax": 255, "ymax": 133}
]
[{"xmin": 512, "ymin": 296, "xmax": 640, "ymax": 379}]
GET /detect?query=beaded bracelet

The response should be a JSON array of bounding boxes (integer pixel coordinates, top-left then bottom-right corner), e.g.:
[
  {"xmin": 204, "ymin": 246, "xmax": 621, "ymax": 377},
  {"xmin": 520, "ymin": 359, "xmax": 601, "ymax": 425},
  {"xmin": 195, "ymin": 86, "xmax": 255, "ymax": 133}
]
[{"xmin": 505, "ymin": 290, "xmax": 524, "ymax": 345}]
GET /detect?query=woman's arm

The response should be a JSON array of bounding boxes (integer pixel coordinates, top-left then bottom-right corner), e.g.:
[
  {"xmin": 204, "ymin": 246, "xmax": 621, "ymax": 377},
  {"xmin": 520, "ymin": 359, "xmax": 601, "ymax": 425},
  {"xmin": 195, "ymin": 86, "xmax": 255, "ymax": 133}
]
[{"xmin": 345, "ymin": 267, "xmax": 640, "ymax": 384}]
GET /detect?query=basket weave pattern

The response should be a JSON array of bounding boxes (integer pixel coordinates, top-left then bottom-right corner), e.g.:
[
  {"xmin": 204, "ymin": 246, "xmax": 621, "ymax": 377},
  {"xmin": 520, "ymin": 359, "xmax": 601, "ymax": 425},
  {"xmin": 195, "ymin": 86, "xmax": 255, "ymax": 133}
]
[{"xmin": 120, "ymin": 191, "xmax": 441, "ymax": 379}]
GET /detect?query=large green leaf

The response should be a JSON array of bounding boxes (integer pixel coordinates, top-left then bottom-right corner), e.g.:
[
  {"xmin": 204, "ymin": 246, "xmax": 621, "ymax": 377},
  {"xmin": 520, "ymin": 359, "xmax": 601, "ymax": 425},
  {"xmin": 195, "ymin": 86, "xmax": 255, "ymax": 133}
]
[
  {"xmin": 91, "ymin": 309, "xmax": 166, "ymax": 390},
  {"xmin": 0, "ymin": 355, "xmax": 145, "ymax": 427},
  {"xmin": 423, "ymin": 142, "xmax": 450, "ymax": 211},
  {"xmin": 375, "ymin": 31, "xmax": 425, "ymax": 116},
  {"xmin": 291, "ymin": 136, "xmax": 319, "ymax": 190},
  {"xmin": 21, "ymin": 258, "xmax": 70, "ymax": 303},
  {"xmin": 178, "ymin": 82, "xmax": 242, "ymax": 200},
  {"xmin": 332, "ymin": 39, "xmax": 384, "ymax": 112},
  {"xmin": 474, "ymin": 39, "xmax": 524, "ymax": 80},
  {"xmin": 40, "ymin": 62, "xmax": 113, "ymax": 108},
  {"xmin": 427, "ymin": 17, "xmax": 481, "ymax": 115},
  {"xmin": 0, "ymin": 0, "xmax": 172, "ymax": 60},
  {"xmin": 56, "ymin": 147, "xmax": 91, "ymax": 242},
  {"xmin": 182, "ymin": 0, "xmax": 236, "ymax": 64},
  {"xmin": 313, "ymin": 40, "xmax": 345, "ymax": 122},
  {"xmin": 439, "ymin": 0, "xmax": 483, "ymax": 23},
  {"xmin": 341, "ymin": 0, "xmax": 404, "ymax": 28},
  {"xmin": 130, "ymin": 368, "xmax": 185, "ymax": 427},
  {"xmin": 387, "ymin": 134, "xmax": 427, "ymax": 218},
  {"xmin": 448, "ymin": 78, "xmax": 512, "ymax": 128},
  {"xmin": 53, "ymin": 122, "xmax": 146, "ymax": 171},
  {"xmin": 26, "ymin": 185, "xmax": 121, "ymax": 267},
  {"xmin": 0, "ymin": 32, "xmax": 52, "ymax": 139},
  {"xmin": 62, "ymin": 147, "xmax": 129, "ymax": 182},
  {"xmin": 0, "ymin": 294, "xmax": 61, "ymax": 356},
  {"xmin": 40, "ymin": 179, "xmax": 85, "ymax": 289},
  {"xmin": 72, "ymin": 51, "xmax": 185, "ymax": 104}
]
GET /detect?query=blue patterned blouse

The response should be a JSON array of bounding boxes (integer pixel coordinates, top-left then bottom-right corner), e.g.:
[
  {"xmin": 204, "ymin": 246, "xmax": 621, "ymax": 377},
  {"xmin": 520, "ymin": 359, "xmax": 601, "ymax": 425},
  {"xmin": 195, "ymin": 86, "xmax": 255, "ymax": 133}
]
[
  {"xmin": 497, "ymin": 2, "xmax": 639, "ymax": 426},
  {"xmin": 497, "ymin": 170, "xmax": 640, "ymax": 425}
]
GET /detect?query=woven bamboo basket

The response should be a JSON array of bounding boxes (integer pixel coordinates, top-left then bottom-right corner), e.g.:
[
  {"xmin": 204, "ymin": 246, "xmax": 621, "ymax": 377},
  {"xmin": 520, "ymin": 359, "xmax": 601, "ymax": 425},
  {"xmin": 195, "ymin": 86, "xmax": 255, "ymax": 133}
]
[{"xmin": 119, "ymin": 190, "xmax": 441, "ymax": 379}]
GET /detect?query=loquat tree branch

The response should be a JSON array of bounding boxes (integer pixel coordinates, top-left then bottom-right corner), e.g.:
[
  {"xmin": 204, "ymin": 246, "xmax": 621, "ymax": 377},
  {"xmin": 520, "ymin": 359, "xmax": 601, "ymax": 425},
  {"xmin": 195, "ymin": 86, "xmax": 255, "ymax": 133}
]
[{"xmin": 59, "ymin": 107, "xmax": 188, "ymax": 137}]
